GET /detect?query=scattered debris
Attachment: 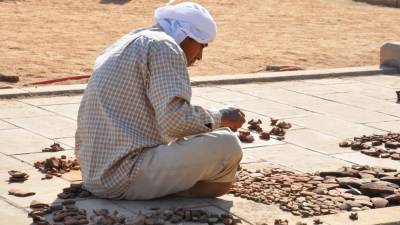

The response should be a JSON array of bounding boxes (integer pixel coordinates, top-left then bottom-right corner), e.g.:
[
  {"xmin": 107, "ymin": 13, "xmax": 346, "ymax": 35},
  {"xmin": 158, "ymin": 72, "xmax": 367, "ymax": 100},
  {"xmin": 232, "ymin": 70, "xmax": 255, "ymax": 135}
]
[
  {"xmin": 126, "ymin": 208, "xmax": 242, "ymax": 225},
  {"xmin": 230, "ymin": 166, "xmax": 400, "ymax": 218},
  {"xmin": 339, "ymin": 132, "xmax": 400, "ymax": 160},
  {"xmin": 34, "ymin": 155, "xmax": 80, "ymax": 178},
  {"xmin": 8, "ymin": 188, "xmax": 35, "ymax": 197},
  {"xmin": 57, "ymin": 183, "xmax": 91, "ymax": 199},
  {"xmin": 42, "ymin": 143, "xmax": 65, "ymax": 152},
  {"xmin": 8, "ymin": 170, "xmax": 29, "ymax": 183},
  {"xmin": 238, "ymin": 118, "xmax": 292, "ymax": 143}
]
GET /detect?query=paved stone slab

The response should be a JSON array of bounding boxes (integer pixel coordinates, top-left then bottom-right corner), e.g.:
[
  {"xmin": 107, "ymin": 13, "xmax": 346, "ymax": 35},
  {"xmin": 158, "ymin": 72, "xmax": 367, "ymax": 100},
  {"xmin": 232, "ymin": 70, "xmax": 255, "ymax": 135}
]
[
  {"xmin": 20, "ymin": 84, "xmax": 87, "ymax": 93},
  {"xmin": 0, "ymin": 129, "xmax": 62, "ymax": 155},
  {"xmin": 303, "ymin": 78, "xmax": 356, "ymax": 85},
  {"xmin": 321, "ymin": 92, "xmax": 400, "ymax": 118},
  {"xmin": 0, "ymin": 119, "xmax": 17, "ymax": 130},
  {"xmin": 366, "ymin": 120, "xmax": 400, "ymax": 132},
  {"xmin": 0, "ymin": 154, "xmax": 33, "ymax": 172},
  {"xmin": 0, "ymin": 100, "xmax": 27, "ymax": 107},
  {"xmin": 193, "ymin": 88, "xmax": 260, "ymax": 102},
  {"xmin": 351, "ymin": 75, "xmax": 400, "ymax": 89},
  {"xmin": 41, "ymin": 103, "xmax": 79, "ymax": 120},
  {"xmin": 305, "ymin": 101, "xmax": 398, "ymax": 123},
  {"xmin": 0, "ymin": 200, "xmax": 31, "ymax": 225},
  {"xmin": 18, "ymin": 95, "xmax": 82, "ymax": 106},
  {"xmin": 55, "ymin": 137, "xmax": 75, "ymax": 148},
  {"xmin": 285, "ymin": 83, "xmax": 348, "ymax": 95},
  {"xmin": 191, "ymin": 96, "xmax": 225, "ymax": 108},
  {"xmin": 0, "ymin": 104, "xmax": 54, "ymax": 119},
  {"xmin": 332, "ymin": 152, "xmax": 400, "ymax": 171},
  {"xmin": 318, "ymin": 205, "xmax": 400, "ymax": 225},
  {"xmin": 242, "ymin": 144, "xmax": 352, "ymax": 173},
  {"xmin": 325, "ymin": 82, "xmax": 398, "ymax": 101},
  {"xmin": 5, "ymin": 115, "xmax": 76, "ymax": 139},
  {"xmin": 284, "ymin": 129, "xmax": 353, "ymax": 155},
  {"xmin": 289, "ymin": 114, "xmax": 382, "ymax": 139},
  {"xmin": 205, "ymin": 195, "xmax": 313, "ymax": 225},
  {"xmin": 0, "ymin": 169, "xmax": 71, "ymax": 208},
  {"xmin": 231, "ymin": 98, "xmax": 314, "ymax": 119}
]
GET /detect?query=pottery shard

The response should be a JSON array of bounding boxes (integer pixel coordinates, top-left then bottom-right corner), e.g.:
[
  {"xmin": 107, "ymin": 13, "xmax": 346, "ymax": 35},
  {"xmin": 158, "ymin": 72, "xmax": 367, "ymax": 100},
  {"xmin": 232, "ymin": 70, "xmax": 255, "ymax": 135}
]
[
  {"xmin": 385, "ymin": 193, "xmax": 400, "ymax": 203},
  {"xmin": 319, "ymin": 171, "xmax": 358, "ymax": 178},
  {"xmin": 336, "ymin": 177, "xmax": 364, "ymax": 188},
  {"xmin": 30, "ymin": 200, "xmax": 49, "ymax": 209},
  {"xmin": 371, "ymin": 197, "xmax": 389, "ymax": 208},
  {"xmin": 339, "ymin": 140, "xmax": 352, "ymax": 148},
  {"xmin": 359, "ymin": 182, "xmax": 396, "ymax": 195},
  {"xmin": 391, "ymin": 153, "xmax": 400, "ymax": 160},
  {"xmin": 380, "ymin": 176, "xmax": 400, "ymax": 185},
  {"xmin": 8, "ymin": 188, "xmax": 35, "ymax": 197},
  {"xmin": 385, "ymin": 141, "xmax": 399, "ymax": 149}
]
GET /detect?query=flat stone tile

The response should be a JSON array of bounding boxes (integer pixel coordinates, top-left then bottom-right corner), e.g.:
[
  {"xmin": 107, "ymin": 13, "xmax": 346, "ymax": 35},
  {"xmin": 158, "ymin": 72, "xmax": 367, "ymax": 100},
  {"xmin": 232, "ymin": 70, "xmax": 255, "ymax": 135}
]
[
  {"xmin": 194, "ymin": 89, "xmax": 260, "ymax": 102},
  {"xmin": 289, "ymin": 114, "xmax": 383, "ymax": 139},
  {"xmin": 205, "ymin": 195, "xmax": 313, "ymax": 225},
  {"xmin": 318, "ymin": 205, "xmax": 400, "ymax": 225},
  {"xmin": 114, "ymin": 196, "xmax": 210, "ymax": 214},
  {"xmin": 366, "ymin": 120, "xmax": 400, "ymax": 132},
  {"xmin": 5, "ymin": 115, "xmax": 77, "ymax": 139},
  {"xmin": 0, "ymin": 105, "xmax": 54, "ymax": 119},
  {"xmin": 325, "ymin": 82, "xmax": 396, "ymax": 101},
  {"xmin": 243, "ymin": 144, "xmax": 352, "ymax": 173},
  {"xmin": 21, "ymin": 84, "xmax": 87, "ymax": 93},
  {"xmin": 285, "ymin": 129, "xmax": 353, "ymax": 155},
  {"xmin": 305, "ymin": 101, "xmax": 398, "ymax": 123},
  {"xmin": 0, "ymin": 119, "xmax": 17, "ymax": 129},
  {"xmin": 41, "ymin": 103, "xmax": 79, "ymax": 120},
  {"xmin": 231, "ymin": 98, "xmax": 314, "ymax": 119},
  {"xmin": 303, "ymin": 78, "xmax": 356, "ymax": 85},
  {"xmin": 0, "ymin": 154, "xmax": 33, "ymax": 172},
  {"xmin": 321, "ymin": 92, "xmax": 400, "ymax": 118},
  {"xmin": 0, "ymin": 200, "xmax": 31, "ymax": 225},
  {"xmin": 55, "ymin": 137, "xmax": 75, "ymax": 148},
  {"xmin": 285, "ymin": 84, "xmax": 348, "ymax": 95},
  {"xmin": 0, "ymin": 129, "xmax": 60, "ymax": 155},
  {"xmin": 19, "ymin": 95, "xmax": 82, "ymax": 106},
  {"xmin": 191, "ymin": 96, "xmax": 225, "ymax": 108},
  {"xmin": 0, "ymin": 88, "xmax": 28, "ymax": 96},
  {"xmin": 0, "ymin": 170, "xmax": 71, "ymax": 208},
  {"xmin": 351, "ymin": 75, "xmax": 400, "ymax": 88},
  {"xmin": 0, "ymin": 100, "xmax": 28, "ymax": 108},
  {"xmin": 332, "ymin": 152, "xmax": 400, "ymax": 171}
]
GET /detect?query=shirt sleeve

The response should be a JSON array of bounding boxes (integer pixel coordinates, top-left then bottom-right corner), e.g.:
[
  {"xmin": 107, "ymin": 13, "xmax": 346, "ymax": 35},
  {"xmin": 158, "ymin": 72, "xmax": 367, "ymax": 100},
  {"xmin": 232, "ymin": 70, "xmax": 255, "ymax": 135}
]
[{"xmin": 145, "ymin": 40, "xmax": 221, "ymax": 140}]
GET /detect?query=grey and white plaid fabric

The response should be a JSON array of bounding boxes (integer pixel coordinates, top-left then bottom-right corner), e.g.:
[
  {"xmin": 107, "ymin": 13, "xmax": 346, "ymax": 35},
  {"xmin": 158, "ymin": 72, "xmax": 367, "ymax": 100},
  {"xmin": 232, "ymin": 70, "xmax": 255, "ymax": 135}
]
[{"xmin": 75, "ymin": 26, "xmax": 221, "ymax": 199}]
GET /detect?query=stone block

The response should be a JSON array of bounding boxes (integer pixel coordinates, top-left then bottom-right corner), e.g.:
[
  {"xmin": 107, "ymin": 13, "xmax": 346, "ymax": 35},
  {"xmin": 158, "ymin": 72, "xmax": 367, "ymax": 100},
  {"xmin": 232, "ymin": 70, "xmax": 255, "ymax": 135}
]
[{"xmin": 381, "ymin": 42, "xmax": 400, "ymax": 70}]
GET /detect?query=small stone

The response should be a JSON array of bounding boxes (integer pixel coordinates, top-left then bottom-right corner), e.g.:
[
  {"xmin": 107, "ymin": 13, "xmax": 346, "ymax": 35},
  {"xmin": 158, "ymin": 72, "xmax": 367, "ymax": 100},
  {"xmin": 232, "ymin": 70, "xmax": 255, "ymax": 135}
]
[
  {"xmin": 359, "ymin": 182, "xmax": 396, "ymax": 195},
  {"xmin": 30, "ymin": 200, "xmax": 49, "ymax": 209},
  {"xmin": 391, "ymin": 153, "xmax": 400, "ymax": 160},
  {"xmin": 8, "ymin": 188, "xmax": 35, "ymax": 197},
  {"xmin": 270, "ymin": 118, "xmax": 278, "ymax": 126},
  {"xmin": 259, "ymin": 132, "xmax": 270, "ymax": 140},
  {"xmin": 349, "ymin": 212, "xmax": 358, "ymax": 220},
  {"xmin": 385, "ymin": 193, "xmax": 400, "ymax": 203},
  {"xmin": 371, "ymin": 197, "xmax": 389, "ymax": 208},
  {"xmin": 385, "ymin": 141, "xmax": 398, "ymax": 149},
  {"xmin": 339, "ymin": 140, "xmax": 352, "ymax": 148}
]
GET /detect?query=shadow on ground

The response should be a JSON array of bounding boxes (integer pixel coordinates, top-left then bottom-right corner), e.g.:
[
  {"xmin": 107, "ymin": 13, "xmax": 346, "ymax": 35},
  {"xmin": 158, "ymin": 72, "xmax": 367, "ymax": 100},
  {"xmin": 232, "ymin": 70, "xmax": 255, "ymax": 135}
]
[{"xmin": 100, "ymin": 0, "xmax": 131, "ymax": 5}]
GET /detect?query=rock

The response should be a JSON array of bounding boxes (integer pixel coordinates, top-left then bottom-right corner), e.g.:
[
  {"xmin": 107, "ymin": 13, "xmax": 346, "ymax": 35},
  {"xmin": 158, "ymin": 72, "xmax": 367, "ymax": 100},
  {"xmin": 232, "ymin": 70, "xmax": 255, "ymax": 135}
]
[
  {"xmin": 391, "ymin": 153, "xmax": 400, "ymax": 160},
  {"xmin": 277, "ymin": 121, "xmax": 292, "ymax": 129},
  {"xmin": 380, "ymin": 176, "xmax": 400, "ymax": 185},
  {"xmin": 349, "ymin": 212, "xmax": 358, "ymax": 220},
  {"xmin": 385, "ymin": 193, "xmax": 400, "ymax": 203},
  {"xmin": 359, "ymin": 182, "xmax": 396, "ymax": 195},
  {"xmin": 361, "ymin": 149, "xmax": 381, "ymax": 157},
  {"xmin": 385, "ymin": 141, "xmax": 399, "ymax": 149},
  {"xmin": 336, "ymin": 177, "xmax": 365, "ymax": 188},
  {"xmin": 8, "ymin": 188, "xmax": 35, "ymax": 197},
  {"xmin": 371, "ymin": 197, "xmax": 389, "ymax": 208},
  {"xmin": 339, "ymin": 140, "xmax": 352, "ymax": 148},
  {"xmin": 319, "ymin": 171, "xmax": 358, "ymax": 177},
  {"xmin": 30, "ymin": 200, "xmax": 49, "ymax": 209}
]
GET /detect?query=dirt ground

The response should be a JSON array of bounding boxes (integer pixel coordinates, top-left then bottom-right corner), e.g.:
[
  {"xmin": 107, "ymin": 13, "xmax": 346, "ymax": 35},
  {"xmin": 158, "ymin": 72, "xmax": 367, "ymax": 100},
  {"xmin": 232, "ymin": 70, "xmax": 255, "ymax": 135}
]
[{"xmin": 1, "ymin": 0, "xmax": 400, "ymax": 87}]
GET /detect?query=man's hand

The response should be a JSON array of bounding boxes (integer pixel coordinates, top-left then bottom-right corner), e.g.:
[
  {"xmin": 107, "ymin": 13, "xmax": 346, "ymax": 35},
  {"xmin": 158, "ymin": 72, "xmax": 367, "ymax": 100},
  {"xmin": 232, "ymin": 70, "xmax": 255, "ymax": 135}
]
[{"xmin": 220, "ymin": 107, "xmax": 246, "ymax": 130}]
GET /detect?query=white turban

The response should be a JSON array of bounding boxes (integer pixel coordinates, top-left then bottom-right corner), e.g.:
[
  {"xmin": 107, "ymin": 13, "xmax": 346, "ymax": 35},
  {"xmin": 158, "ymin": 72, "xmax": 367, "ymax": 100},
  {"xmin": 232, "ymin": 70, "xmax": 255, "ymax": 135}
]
[{"xmin": 155, "ymin": 2, "xmax": 217, "ymax": 44}]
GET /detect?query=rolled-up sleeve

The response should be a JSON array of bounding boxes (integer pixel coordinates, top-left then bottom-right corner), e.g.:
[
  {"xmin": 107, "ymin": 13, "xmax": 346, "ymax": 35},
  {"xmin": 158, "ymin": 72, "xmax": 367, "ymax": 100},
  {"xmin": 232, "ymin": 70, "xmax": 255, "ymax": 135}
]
[{"xmin": 146, "ymin": 40, "xmax": 221, "ymax": 140}]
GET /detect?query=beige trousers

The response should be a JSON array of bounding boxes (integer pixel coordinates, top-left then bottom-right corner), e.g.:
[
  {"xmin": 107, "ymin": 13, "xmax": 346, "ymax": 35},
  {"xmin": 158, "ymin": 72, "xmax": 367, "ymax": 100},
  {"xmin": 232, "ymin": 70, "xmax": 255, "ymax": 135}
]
[{"xmin": 123, "ymin": 128, "xmax": 243, "ymax": 200}]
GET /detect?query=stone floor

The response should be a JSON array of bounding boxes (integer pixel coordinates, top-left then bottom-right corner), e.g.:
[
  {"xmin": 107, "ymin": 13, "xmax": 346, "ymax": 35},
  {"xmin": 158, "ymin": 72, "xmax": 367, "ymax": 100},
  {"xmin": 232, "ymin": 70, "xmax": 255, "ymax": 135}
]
[{"xmin": 0, "ymin": 74, "xmax": 400, "ymax": 225}]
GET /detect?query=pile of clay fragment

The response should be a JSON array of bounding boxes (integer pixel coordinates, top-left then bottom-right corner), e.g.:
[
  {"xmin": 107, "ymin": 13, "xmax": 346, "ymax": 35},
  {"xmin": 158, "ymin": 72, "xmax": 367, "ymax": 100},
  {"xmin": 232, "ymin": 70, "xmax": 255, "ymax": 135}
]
[
  {"xmin": 339, "ymin": 132, "xmax": 400, "ymax": 160},
  {"xmin": 238, "ymin": 118, "xmax": 292, "ymax": 143},
  {"xmin": 230, "ymin": 165, "xmax": 400, "ymax": 218}
]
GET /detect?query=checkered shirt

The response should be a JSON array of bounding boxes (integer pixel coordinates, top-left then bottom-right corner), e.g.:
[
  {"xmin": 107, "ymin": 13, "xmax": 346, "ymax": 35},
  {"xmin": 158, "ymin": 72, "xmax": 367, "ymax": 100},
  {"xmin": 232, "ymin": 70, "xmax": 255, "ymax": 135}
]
[{"xmin": 75, "ymin": 26, "xmax": 221, "ymax": 199}]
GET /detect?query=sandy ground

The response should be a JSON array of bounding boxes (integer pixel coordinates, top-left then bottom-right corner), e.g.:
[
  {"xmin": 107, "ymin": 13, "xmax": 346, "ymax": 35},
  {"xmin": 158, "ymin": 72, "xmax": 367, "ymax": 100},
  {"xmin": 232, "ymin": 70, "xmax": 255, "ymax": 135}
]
[{"xmin": 1, "ymin": 0, "xmax": 400, "ymax": 86}]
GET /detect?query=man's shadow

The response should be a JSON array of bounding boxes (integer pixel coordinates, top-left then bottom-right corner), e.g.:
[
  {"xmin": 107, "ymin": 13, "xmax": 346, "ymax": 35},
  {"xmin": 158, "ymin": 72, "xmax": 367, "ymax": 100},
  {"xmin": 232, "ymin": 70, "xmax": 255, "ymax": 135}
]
[{"xmin": 100, "ymin": 0, "xmax": 131, "ymax": 5}]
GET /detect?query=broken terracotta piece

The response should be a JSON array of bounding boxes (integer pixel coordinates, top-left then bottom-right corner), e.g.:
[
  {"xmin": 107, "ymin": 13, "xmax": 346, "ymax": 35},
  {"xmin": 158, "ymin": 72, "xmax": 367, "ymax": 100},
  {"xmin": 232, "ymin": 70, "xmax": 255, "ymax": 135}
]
[
  {"xmin": 270, "ymin": 127, "xmax": 285, "ymax": 136},
  {"xmin": 270, "ymin": 118, "xmax": 278, "ymax": 126},
  {"xmin": 34, "ymin": 156, "xmax": 80, "ymax": 177},
  {"xmin": 42, "ymin": 142, "xmax": 65, "ymax": 152},
  {"xmin": 57, "ymin": 182, "xmax": 92, "ymax": 199},
  {"xmin": 238, "ymin": 129, "xmax": 255, "ymax": 143},
  {"xmin": 247, "ymin": 119, "xmax": 263, "ymax": 133},
  {"xmin": 349, "ymin": 212, "xmax": 358, "ymax": 220},
  {"xmin": 277, "ymin": 121, "xmax": 292, "ymax": 129},
  {"xmin": 259, "ymin": 132, "xmax": 270, "ymax": 140},
  {"xmin": 8, "ymin": 188, "xmax": 35, "ymax": 197},
  {"xmin": 8, "ymin": 170, "xmax": 29, "ymax": 183}
]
